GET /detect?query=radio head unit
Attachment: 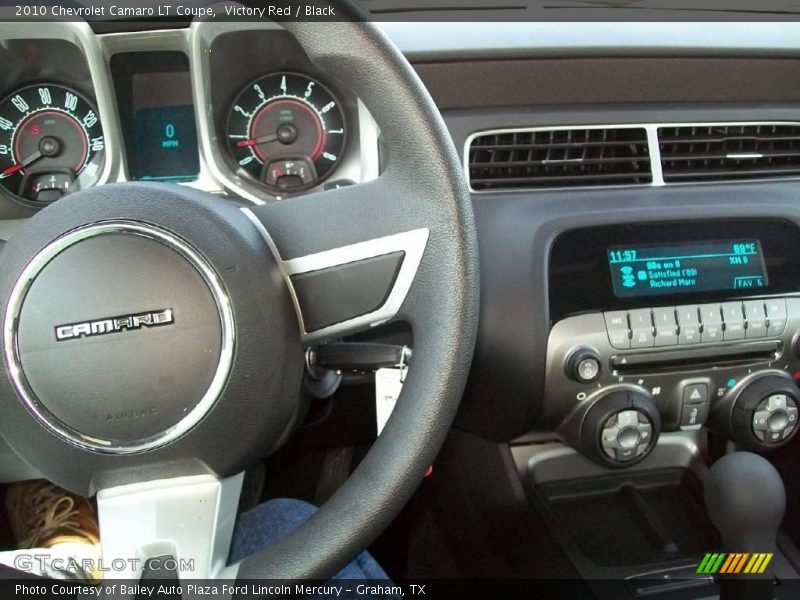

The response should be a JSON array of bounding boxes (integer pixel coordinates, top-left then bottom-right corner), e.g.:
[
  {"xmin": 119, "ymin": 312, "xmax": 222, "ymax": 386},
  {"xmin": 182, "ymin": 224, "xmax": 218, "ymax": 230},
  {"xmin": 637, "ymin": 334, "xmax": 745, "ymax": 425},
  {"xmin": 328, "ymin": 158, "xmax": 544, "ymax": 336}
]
[{"xmin": 546, "ymin": 219, "xmax": 800, "ymax": 469}]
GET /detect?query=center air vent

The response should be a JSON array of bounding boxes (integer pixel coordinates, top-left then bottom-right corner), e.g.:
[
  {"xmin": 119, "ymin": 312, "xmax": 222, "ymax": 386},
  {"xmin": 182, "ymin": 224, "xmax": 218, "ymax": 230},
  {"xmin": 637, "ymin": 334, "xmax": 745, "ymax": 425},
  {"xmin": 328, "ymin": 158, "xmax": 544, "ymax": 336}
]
[
  {"xmin": 467, "ymin": 127, "xmax": 651, "ymax": 191},
  {"xmin": 659, "ymin": 124, "xmax": 800, "ymax": 183}
]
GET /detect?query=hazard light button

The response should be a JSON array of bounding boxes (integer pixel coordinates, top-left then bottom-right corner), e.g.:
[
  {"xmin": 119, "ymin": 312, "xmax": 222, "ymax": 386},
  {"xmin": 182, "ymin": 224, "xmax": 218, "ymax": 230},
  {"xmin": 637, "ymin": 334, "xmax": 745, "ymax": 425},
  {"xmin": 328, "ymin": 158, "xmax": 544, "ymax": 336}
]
[{"xmin": 683, "ymin": 383, "xmax": 709, "ymax": 405}]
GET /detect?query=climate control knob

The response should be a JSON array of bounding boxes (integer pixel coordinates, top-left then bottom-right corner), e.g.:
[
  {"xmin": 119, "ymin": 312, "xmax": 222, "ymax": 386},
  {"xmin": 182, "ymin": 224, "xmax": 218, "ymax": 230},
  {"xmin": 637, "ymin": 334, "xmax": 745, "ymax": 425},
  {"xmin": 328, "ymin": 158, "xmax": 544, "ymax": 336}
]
[
  {"xmin": 726, "ymin": 374, "xmax": 800, "ymax": 451},
  {"xmin": 753, "ymin": 394, "xmax": 798, "ymax": 443},
  {"xmin": 565, "ymin": 387, "xmax": 661, "ymax": 468},
  {"xmin": 600, "ymin": 410, "xmax": 654, "ymax": 463}
]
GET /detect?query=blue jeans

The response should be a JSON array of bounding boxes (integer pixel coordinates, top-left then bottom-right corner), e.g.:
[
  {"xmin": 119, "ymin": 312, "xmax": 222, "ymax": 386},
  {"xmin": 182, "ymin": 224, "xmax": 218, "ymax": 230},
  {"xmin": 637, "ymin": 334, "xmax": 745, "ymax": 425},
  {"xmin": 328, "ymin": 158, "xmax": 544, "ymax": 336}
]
[{"xmin": 229, "ymin": 498, "xmax": 398, "ymax": 598}]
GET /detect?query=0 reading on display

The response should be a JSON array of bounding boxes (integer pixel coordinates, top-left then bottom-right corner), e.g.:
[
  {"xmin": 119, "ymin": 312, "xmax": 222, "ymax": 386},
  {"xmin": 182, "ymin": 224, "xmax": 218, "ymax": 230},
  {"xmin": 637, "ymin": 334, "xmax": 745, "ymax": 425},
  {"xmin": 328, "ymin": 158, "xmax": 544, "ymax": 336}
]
[
  {"xmin": 131, "ymin": 71, "xmax": 199, "ymax": 183},
  {"xmin": 608, "ymin": 240, "xmax": 769, "ymax": 299}
]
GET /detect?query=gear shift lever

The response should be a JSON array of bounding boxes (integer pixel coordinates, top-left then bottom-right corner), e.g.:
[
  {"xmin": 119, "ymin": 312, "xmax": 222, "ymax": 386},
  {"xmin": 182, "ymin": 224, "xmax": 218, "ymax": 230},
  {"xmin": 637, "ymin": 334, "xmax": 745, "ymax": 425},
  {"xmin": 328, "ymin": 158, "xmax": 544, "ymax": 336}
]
[{"xmin": 705, "ymin": 452, "xmax": 785, "ymax": 600}]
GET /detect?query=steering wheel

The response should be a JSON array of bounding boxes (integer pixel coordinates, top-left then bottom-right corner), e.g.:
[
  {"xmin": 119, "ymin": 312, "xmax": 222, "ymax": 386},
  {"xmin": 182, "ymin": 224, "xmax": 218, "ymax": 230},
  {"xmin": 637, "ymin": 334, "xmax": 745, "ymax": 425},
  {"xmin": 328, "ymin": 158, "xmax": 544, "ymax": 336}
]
[{"xmin": 0, "ymin": 3, "xmax": 478, "ymax": 586}]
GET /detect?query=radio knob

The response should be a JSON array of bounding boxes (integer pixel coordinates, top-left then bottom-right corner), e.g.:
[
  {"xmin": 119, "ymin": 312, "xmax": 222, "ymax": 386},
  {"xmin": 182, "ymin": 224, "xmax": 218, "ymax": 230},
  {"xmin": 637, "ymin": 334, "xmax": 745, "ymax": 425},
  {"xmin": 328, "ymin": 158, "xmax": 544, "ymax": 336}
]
[
  {"xmin": 728, "ymin": 374, "xmax": 800, "ymax": 451},
  {"xmin": 566, "ymin": 347, "xmax": 602, "ymax": 383}
]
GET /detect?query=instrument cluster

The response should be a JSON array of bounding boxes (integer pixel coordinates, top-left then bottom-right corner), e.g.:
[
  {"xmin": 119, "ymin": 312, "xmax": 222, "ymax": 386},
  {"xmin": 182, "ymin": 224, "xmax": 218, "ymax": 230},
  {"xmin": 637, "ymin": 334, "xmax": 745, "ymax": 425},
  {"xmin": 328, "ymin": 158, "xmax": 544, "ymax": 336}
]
[{"xmin": 0, "ymin": 22, "xmax": 375, "ymax": 214}]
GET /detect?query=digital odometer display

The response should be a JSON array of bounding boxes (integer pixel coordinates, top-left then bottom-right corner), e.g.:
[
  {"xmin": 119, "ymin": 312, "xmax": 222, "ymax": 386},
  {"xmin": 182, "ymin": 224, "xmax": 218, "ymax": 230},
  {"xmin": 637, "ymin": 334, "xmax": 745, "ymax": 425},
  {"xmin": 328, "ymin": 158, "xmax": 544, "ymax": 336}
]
[
  {"xmin": 133, "ymin": 105, "xmax": 199, "ymax": 183},
  {"xmin": 608, "ymin": 240, "xmax": 768, "ymax": 298}
]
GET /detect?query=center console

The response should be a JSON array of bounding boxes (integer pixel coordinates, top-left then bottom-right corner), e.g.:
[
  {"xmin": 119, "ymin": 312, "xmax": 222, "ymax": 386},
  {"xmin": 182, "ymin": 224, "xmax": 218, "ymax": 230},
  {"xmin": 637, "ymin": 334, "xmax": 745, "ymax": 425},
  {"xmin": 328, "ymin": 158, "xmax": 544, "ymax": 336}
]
[{"xmin": 545, "ymin": 219, "xmax": 800, "ymax": 468}]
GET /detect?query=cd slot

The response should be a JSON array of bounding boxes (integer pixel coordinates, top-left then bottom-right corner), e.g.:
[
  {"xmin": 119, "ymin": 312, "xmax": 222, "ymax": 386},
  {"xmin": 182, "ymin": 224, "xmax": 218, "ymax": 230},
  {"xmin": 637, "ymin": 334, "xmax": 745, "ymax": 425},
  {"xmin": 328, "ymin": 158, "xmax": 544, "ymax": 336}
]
[{"xmin": 612, "ymin": 340, "xmax": 782, "ymax": 373}]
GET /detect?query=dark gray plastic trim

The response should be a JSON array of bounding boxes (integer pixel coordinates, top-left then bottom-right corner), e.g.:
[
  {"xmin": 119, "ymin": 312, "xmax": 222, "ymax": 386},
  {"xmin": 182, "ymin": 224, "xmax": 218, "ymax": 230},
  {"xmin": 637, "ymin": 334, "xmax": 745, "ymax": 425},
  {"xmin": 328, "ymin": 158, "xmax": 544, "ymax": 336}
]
[{"xmin": 291, "ymin": 251, "xmax": 405, "ymax": 332}]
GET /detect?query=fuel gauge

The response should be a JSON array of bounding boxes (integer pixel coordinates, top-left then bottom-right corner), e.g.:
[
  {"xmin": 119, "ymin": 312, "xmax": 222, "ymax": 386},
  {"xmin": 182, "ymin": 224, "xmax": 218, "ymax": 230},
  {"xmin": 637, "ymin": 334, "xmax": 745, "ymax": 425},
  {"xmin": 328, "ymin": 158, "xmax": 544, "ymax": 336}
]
[
  {"xmin": 264, "ymin": 158, "xmax": 316, "ymax": 190},
  {"xmin": 25, "ymin": 170, "xmax": 75, "ymax": 203}
]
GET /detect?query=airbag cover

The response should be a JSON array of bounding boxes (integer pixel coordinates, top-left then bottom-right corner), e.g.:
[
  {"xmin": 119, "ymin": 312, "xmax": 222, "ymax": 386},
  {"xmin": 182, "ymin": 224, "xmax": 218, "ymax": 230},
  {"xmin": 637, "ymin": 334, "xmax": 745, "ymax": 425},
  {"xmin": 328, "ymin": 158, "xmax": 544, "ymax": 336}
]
[{"xmin": 13, "ymin": 226, "xmax": 224, "ymax": 451}]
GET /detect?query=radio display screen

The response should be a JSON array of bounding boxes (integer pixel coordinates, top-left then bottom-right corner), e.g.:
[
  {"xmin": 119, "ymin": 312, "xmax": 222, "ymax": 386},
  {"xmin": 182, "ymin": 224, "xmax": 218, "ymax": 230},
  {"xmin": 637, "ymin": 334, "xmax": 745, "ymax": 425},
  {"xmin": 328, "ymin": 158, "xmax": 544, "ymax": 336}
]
[{"xmin": 608, "ymin": 239, "xmax": 768, "ymax": 298}]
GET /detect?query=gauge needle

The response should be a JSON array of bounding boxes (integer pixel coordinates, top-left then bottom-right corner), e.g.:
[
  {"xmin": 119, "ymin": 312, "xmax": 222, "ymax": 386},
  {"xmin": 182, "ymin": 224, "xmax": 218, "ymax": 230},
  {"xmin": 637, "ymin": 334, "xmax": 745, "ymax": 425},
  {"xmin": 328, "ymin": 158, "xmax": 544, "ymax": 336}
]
[
  {"xmin": 1, "ymin": 150, "xmax": 43, "ymax": 177},
  {"xmin": 236, "ymin": 133, "xmax": 278, "ymax": 147}
]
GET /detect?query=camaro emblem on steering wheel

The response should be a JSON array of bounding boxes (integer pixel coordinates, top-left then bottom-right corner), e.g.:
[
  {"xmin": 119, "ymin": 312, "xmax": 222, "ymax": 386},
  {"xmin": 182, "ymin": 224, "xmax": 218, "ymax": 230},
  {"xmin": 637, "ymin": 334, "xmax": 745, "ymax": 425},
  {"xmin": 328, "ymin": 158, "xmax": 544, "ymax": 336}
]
[{"xmin": 54, "ymin": 308, "xmax": 175, "ymax": 341}]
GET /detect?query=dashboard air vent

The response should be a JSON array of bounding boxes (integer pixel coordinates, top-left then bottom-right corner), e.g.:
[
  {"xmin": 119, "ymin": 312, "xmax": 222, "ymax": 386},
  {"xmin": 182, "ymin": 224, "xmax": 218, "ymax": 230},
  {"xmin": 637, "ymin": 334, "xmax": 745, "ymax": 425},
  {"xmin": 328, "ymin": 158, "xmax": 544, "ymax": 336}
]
[
  {"xmin": 659, "ymin": 124, "xmax": 800, "ymax": 183},
  {"xmin": 468, "ymin": 127, "xmax": 651, "ymax": 191}
]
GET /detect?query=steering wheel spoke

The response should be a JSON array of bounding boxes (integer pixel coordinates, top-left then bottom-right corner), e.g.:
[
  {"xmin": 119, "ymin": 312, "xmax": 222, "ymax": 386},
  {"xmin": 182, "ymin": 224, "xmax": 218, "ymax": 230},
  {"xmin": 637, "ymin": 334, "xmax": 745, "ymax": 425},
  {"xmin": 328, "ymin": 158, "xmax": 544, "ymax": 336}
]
[
  {"xmin": 243, "ymin": 181, "xmax": 430, "ymax": 342},
  {"xmin": 96, "ymin": 473, "xmax": 243, "ymax": 581}
]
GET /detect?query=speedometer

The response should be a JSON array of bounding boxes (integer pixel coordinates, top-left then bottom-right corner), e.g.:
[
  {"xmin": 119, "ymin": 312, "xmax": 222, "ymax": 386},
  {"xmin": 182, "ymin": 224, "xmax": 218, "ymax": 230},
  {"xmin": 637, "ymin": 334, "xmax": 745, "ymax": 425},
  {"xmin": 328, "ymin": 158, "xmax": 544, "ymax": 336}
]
[
  {"xmin": 0, "ymin": 84, "xmax": 105, "ymax": 205},
  {"xmin": 226, "ymin": 73, "xmax": 346, "ymax": 193}
]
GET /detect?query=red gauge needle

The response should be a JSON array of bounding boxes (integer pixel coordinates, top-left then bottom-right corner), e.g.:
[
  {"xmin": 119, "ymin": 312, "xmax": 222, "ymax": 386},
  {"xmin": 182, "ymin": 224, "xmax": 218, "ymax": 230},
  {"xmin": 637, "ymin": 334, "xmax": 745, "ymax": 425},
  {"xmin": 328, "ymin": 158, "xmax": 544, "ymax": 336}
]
[
  {"xmin": 236, "ymin": 133, "xmax": 278, "ymax": 148},
  {"xmin": 1, "ymin": 150, "xmax": 43, "ymax": 177},
  {"xmin": 1, "ymin": 163, "xmax": 24, "ymax": 177}
]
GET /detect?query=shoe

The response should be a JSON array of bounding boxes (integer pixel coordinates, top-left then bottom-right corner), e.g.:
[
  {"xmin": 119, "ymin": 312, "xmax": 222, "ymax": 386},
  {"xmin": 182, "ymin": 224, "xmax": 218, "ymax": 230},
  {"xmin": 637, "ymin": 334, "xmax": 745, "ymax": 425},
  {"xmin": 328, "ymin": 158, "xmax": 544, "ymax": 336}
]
[{"xmin": 5, "ymin": 480, "xmax": 100, "ymax": 549}]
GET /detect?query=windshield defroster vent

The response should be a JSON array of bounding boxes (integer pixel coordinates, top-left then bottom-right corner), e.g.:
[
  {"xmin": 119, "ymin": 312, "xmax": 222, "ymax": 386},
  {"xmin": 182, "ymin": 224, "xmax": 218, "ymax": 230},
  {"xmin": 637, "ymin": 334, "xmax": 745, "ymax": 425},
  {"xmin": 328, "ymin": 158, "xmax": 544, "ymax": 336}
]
[
  {"xmin": 659, "ymin": 124, "xmax": 800, "ymax": 183},
  {"xmin": 467, "ymin": 127, "xmax": 652, "ymax": 191}
]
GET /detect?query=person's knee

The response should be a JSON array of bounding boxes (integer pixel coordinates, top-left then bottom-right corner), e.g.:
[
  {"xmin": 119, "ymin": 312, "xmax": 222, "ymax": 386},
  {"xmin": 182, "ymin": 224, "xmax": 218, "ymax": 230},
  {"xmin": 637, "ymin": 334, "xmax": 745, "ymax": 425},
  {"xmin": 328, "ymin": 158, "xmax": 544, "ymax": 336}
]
[
  {"xmin": 258, "ymin": 498, "xmax": 317, "ymax": 523},
  {"xmin": 236, "ymin": 498, "xmax": 318, "ymax": 540},
  {"xmin": 230, "ymin": 498, "xmax": 320, "ymax": 563}
]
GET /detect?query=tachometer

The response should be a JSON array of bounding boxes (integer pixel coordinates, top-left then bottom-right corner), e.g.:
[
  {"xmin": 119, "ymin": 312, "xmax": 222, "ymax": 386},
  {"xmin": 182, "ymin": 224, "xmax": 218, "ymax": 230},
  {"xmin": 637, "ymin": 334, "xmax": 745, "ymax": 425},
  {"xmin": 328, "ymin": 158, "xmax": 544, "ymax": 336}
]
[
  {"xmin": 0, "ymin": 84, "xmax": 105, "ymax": 205},
  {"xmin": 226, "ymin": 73, "xmax": 346, "ymax": 193}
]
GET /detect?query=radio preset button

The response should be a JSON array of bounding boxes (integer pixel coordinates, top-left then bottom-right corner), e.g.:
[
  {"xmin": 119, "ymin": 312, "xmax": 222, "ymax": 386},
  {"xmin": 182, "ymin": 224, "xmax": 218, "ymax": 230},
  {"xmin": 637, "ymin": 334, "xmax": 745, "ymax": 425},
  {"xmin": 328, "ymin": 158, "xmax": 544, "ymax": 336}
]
[
  {"xmin": 765, "ymin": 299, "xmax": 787, "ymax": 336},
  {"xmin": 653, "ymin": 307, "xmax": 678, "ymax": 347},
  {"xmin": 744, "ymin": 300, "xmax": 768, "ymax": 338},
  {"xmin": 628, "ymin": 308, "xmax": 654, "ymax": 348},
  {"xmin": 604, "ymin": 311, "xmax": 631, "ymax": 349},
  {"xmin": 722, "ymin": 302, "xmax": 746, "ymax": 341},
  {"xmin": 676, "ymin": 305, "xmax": 701, "ymax": 345},
  {"xmin": 699, "ymin": 304, "xmax": 724, "ymax": 343}
]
